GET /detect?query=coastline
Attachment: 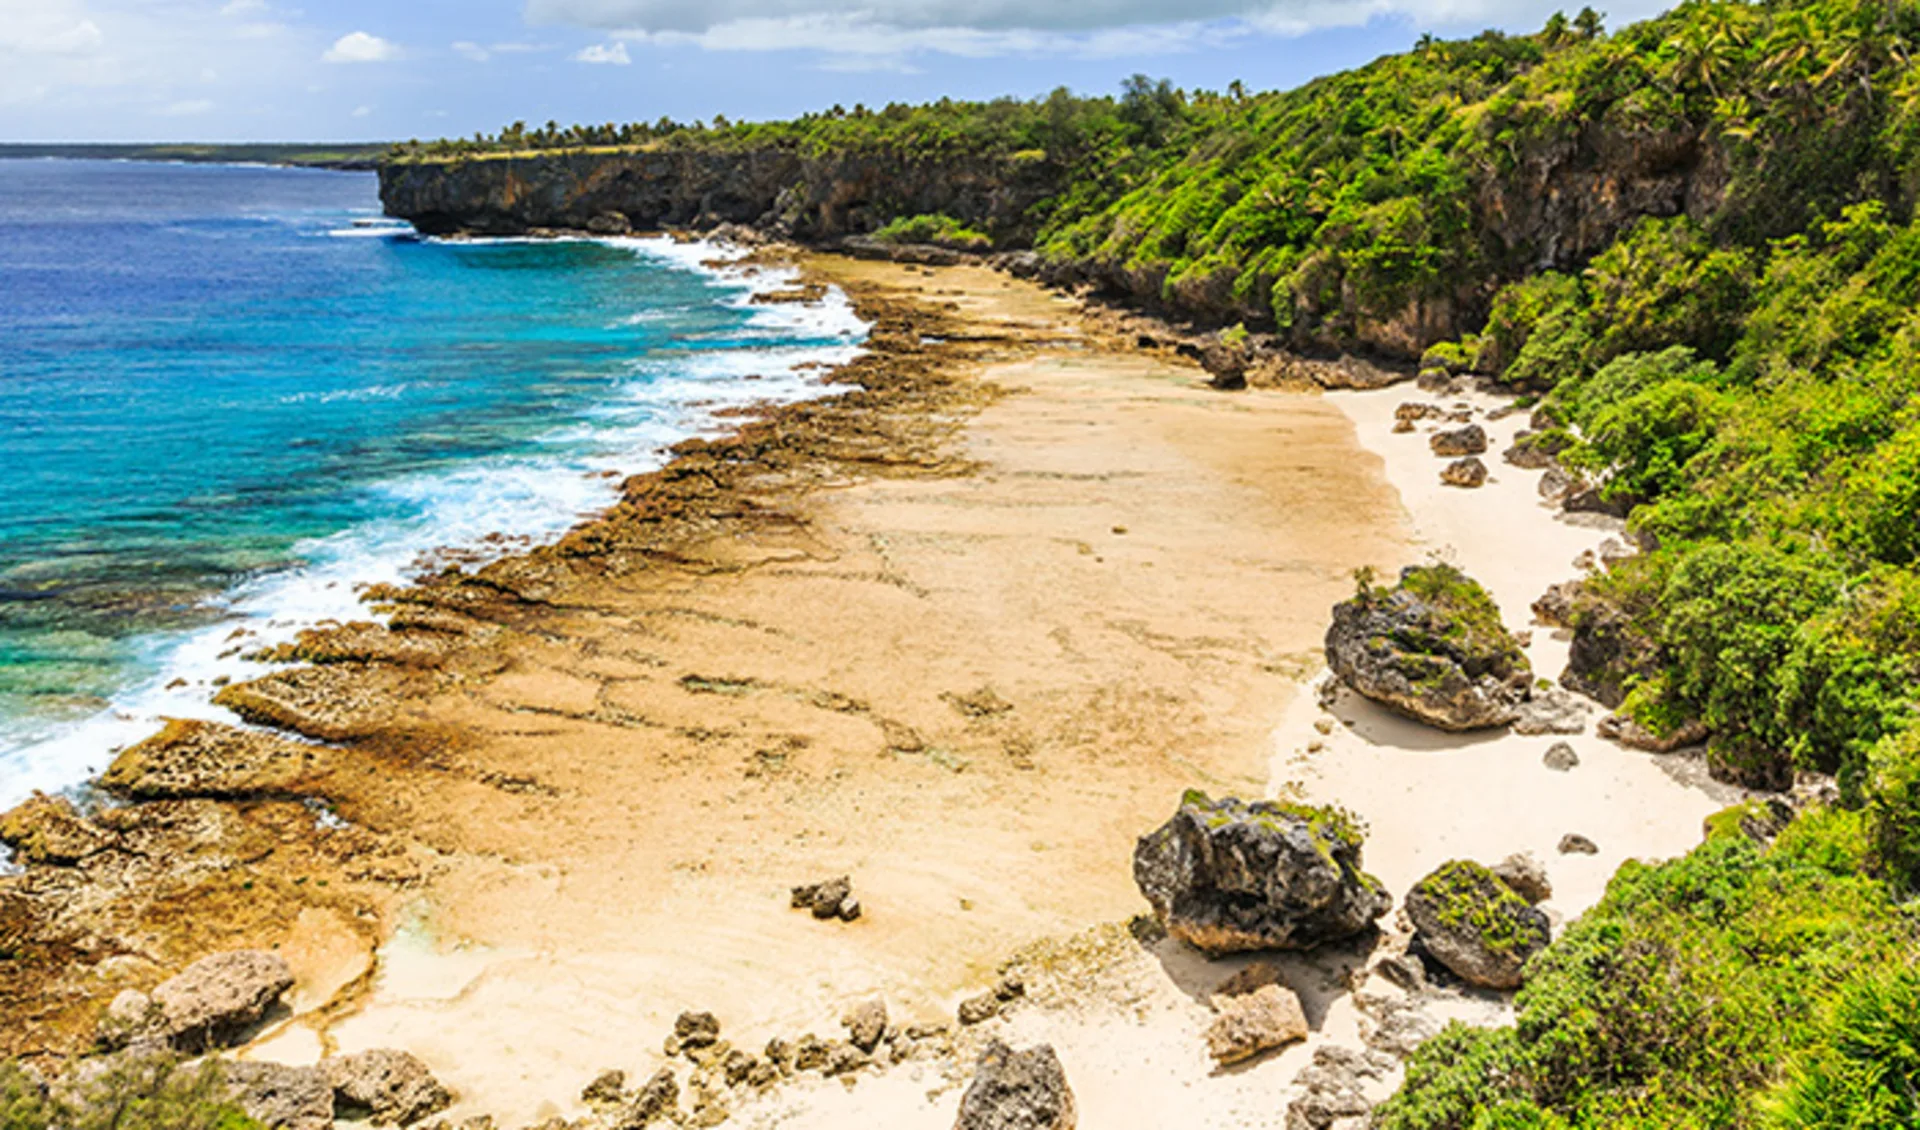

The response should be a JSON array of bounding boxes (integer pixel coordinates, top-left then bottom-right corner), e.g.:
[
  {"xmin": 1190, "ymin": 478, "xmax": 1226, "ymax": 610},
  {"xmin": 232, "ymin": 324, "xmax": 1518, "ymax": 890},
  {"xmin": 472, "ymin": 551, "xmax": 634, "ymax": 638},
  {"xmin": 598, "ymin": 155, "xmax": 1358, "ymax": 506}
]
[
  {"xmin": 1, "ymin": 246, "xmax": 1738, "ymax": 1127},
  {"xmin": 0, "ymin": 232, "xmax": 864, "ymax": 812}
]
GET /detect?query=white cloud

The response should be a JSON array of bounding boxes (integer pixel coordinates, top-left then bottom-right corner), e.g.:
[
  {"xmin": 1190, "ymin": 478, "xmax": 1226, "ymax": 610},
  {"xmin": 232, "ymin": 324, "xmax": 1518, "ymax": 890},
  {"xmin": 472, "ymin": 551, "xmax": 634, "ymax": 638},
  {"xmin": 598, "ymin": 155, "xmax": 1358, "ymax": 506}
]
[
  {"xmin": 352, "ymin": 103, "xmax": 373, "ymax": 117},
  {"xmin": 529, "ymin": 0, "xmax": 1658, "ymax": 56},
  {"xmin": 0, "ymin": 0, "xmax": 305, "ymax": 113},
  {"xmin": 322, "ymin": 30, "xmax": 400, "ymax": 63},
  {"xmin": 572, "ymin": 40, "xmax": 631, "ymax": 63},
  {"xmin": 159, "ymin": 97, "xmax": 214, "ymax": 115},
  {"xmin": 219, "ymin": 0, "xmax": 267, "ymax": 15},
  {"xmin": 455, "ymin": 39, "xmax": 551, "ymax": 61}
]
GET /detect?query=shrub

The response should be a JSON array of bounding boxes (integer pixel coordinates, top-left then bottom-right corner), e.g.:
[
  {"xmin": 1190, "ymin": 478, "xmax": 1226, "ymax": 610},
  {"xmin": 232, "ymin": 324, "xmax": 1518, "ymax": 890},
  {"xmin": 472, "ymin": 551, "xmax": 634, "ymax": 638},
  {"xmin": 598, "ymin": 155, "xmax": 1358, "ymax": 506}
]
[
  {"xmin": 0, "ymin": 1055, "xmax": 263, "ymax": 1130},
  {"xmin": 870, "ymin": 213, "xmax": 993, "ymax": 251},
  {"xmin": 1766, "ymin": 965, "xmax": 1920, "ymax": 1129},
  {"xmin": 1378, "ymin": 815, "xmax": 1912, "ymax": 1129}
]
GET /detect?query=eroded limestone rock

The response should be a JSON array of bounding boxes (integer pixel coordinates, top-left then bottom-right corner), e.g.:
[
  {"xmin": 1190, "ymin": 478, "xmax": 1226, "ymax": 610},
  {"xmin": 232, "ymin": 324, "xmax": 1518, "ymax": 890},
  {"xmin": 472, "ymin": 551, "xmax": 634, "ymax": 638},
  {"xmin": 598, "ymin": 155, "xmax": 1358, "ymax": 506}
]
[{"xmin": 1133, "ymin": 791, "xmax": 1389, "ymax": 956}]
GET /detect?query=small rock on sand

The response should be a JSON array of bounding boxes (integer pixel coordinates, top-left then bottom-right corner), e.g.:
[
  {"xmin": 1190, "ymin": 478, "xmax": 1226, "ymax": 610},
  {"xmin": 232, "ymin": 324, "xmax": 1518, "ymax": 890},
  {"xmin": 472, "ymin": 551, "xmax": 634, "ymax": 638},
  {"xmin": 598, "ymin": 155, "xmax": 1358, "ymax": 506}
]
[
  {"xmin": 958, "ymin": 974, "xmax": 1026, "ymax": 1026},
  {"xmin": 954, "ymin": 1040, "xmax": 1076, "ymax": 1130},
  {"xmin": 1429, "ymin": 424, "xmax": 1488, "ymax": 457},
  {"xmin": 1543, "ymin": 742, "xmax": 1580, "ymax": 771},
  {"xmin": 842, "ymin": 999, "xmax": 887, "ymax": 1053},
  {"xmin": 1511, "ymin": 688, "xmax": 1590, "ymax": 736},
  {"xmin": 1205, "ymin": 983, "xmax": 1309, "ymax": 1065},
  {"xmin": 1559, "ymin": 834, "xmax": 1600, "ymax": 855},
  {"xmin": 665, "ymin": 1011, "xmax": 721, "ymax": 1056},
  {"xmin": 1491, "ymin": 852, "xmax": 1553, "ymax": 904},
  {"xmin": 790, "ymin": 876, "xmax": 860, "ymax": 921},
  {"xmin": 1440, "ymin": 457, "xmax": 1488, "ymax": 488}
]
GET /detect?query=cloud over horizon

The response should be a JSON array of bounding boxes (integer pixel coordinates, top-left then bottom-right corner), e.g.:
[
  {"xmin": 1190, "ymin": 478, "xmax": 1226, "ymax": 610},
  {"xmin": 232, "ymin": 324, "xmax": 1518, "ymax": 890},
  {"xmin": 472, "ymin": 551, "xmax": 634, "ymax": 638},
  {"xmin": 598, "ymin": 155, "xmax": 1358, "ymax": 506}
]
[{"xmin": 523, "ymin": 0, "xmax": 1583, "ymax": 58}]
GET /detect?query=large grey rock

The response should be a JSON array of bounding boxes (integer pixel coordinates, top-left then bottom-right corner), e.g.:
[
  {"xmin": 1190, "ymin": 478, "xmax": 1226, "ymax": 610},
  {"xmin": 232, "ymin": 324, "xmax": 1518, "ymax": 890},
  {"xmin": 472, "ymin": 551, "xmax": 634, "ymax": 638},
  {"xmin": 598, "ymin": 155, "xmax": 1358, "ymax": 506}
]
[
  {"xmin": 222, "ymin": 1061, "xmax": 335, "ymax": 1130},
  {"xmin": 1133, "ymin": 792, "xmax": 1389, "ymax": 956},
  {"xmin": 322, "ymin": 1049, "xmax": 452, "ymax": 1126},
  {"xmin": 146, "ymin": 951, "xmax": 294, "ymax": 1052},
  {"xmin": 1325, "ymin": 565, "xmax": 1532, "ymax": 732},
  {"xmin": 953, "ymin": 1040, "xmax": 1075, "ymax": 1130},
  {"xmin": 1404, "ymin": 861, "xmax": 1550, "ymax": 990}
]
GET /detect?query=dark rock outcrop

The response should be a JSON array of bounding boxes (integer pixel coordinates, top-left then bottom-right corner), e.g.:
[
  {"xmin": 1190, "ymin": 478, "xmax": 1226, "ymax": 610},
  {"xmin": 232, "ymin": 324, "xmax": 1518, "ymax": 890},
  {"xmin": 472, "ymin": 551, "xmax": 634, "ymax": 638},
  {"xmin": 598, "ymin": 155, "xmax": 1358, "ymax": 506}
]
[
  {"xmin": 1404, "ymin": 861, "xmax": 1550, "ymax": 990},
  {"xmin": 1132, "ymin": 791, "xmax": 1389, "ymax": 956},
  {"xmin": 953, "ymin": 1040, "xmax": 1076, "ymax": 1130},
  {"xmin": 1325, "ymin": 564, "xmax": 1532, "ymax": 731}
]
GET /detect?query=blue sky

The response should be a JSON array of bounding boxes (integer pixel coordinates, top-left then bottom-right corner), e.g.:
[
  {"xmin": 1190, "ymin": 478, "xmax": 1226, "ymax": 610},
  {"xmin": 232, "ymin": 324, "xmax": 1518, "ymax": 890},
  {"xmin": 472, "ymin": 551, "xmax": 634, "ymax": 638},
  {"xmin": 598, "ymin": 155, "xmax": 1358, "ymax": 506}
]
[{"xmin": 0, "ymin": 0, "xmax": 1668, "ymax": 142}]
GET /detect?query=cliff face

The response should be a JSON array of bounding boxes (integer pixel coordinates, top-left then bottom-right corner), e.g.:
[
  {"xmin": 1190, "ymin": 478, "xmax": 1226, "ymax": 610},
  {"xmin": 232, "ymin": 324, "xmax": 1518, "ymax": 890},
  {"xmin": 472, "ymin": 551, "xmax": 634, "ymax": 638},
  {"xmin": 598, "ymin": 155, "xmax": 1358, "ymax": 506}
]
[
  {"xmin": 379, "ymin": 148, "xmax": 1067, "ymax": 245},
  {"xmin": 380, "ymin": 123, "xmax": 1729, "ymax": 362}
]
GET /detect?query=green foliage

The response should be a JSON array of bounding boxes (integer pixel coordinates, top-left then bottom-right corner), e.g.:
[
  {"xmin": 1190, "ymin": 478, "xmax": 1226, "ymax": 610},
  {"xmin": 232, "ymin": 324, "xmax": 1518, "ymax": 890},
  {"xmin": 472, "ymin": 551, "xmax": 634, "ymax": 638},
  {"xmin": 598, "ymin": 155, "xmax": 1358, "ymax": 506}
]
[
  {"xmin": 1765, "ymin": 964, "xmax": 1920, "ymax": 1129},
  {"xmin": 870, "ymin": 213, "xmax": 993, "ymax": 250},
  {"xmin": 0, "ymin": 1057, "xmax": 264, "ymax": 1130},
  {"xmin": 1868, "ymin": 720, "xmax": 1920, "ymax": 886},
  {"xmin": 1379, "ymin": 815, "xmax": 1915, "ymax": 1130}
]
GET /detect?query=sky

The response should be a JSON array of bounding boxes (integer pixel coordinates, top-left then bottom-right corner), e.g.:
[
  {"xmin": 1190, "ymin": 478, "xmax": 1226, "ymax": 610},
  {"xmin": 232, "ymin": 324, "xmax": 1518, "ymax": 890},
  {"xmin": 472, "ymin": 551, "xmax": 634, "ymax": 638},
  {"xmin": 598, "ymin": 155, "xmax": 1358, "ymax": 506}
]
[{"xmin": 0, "ymin": 0, "xmax": 1671, "ymax": 142}]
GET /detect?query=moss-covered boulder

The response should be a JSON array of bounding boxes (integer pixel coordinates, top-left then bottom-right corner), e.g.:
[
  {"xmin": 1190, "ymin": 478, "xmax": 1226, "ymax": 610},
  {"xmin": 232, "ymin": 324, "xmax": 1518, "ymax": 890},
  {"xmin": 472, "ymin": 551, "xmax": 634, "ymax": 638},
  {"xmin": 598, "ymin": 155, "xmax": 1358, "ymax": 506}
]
[
  {"xmin": 1405, "ymin": 860, "xmax": 1551, "ymax": 990},
  {"xmin": 1133, "ymin": 791, "xmax": 1390, "ymax": 956},
  {"xmin": 1325, "ymin": 564, "xmax": 1533, "ymax": 731}
]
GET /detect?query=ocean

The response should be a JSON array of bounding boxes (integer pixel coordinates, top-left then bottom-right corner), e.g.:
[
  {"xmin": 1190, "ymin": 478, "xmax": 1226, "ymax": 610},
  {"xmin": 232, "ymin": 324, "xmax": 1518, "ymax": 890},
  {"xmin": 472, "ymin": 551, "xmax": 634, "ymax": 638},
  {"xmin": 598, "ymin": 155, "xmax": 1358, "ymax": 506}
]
[{"xmin": 0, "ymin": 158, "xmax": 864, "ymax": 808}]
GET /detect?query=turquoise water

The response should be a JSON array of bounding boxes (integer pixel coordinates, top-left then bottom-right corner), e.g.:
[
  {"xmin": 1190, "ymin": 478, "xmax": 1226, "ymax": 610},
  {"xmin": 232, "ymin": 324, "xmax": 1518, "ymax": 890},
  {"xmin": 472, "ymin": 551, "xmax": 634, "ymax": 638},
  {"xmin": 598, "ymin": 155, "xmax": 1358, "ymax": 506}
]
[{"xmin": 0, "ymin": 159, "xmax": 863, "ymax": 804}]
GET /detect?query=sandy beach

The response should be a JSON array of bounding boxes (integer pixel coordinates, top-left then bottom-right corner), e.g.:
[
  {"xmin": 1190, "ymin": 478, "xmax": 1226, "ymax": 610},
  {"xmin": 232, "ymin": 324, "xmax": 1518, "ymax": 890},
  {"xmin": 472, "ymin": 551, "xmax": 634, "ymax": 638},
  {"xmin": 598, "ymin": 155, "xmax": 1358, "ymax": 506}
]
[{"xmin": 3, "ymin": 251, "xmax": 1742, "ymax": 1128}]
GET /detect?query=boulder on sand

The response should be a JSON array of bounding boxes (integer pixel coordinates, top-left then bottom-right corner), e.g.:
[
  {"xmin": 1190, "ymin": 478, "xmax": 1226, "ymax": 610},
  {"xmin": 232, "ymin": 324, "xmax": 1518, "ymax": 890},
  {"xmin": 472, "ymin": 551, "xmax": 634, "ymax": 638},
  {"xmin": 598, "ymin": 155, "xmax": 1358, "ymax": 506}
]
[
  {"xmin": 1133, "ymin": 791, "xmax": 1389, "ymax": 956},
  {"xmin": 1440, "ymin": 457, "xmax": 1488, "ymax": 488},
  {"xmin": 1429, "ymin": 424, "xmax": 1488, "ymax": 457},
  {"xmin": 953, "ymin": 1040, "xmax": 1075, "ymax": 1130},
  {"xmin": 1325, "ymin": 565, "xmax": 1533, "ymax": 732},
  {"xmin": 110, "ymin": 951, "xmax": 294, "ymax": 1053},
  {"xmin": 322, "ymin": 1049, "xmax": 453, "ymax": 1126},
  {"xmin": 221, "ymin": 1061, "xmax": 335, "ymax": 1130},
  {"xmin": 1405, "ymin": 861, "xmax": 1550, "ymax": 990}
]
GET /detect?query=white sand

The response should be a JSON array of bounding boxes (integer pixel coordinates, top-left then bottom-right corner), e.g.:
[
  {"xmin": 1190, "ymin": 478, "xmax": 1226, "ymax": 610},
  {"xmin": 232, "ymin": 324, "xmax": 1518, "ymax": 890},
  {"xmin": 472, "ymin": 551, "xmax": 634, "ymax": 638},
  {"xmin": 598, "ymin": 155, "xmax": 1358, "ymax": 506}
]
[{"xmin": 1281, "ymin": 386, "xmax": 1745, "ymax": 917}]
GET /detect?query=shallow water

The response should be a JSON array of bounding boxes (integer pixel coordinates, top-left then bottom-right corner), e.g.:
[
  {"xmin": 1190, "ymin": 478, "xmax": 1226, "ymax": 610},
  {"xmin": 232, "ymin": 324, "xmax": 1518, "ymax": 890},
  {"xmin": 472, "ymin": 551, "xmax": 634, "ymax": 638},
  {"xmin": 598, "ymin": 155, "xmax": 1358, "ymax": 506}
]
[{"xmin": 0, "ymin": 159, "xmax": 864, "ymax": 805}]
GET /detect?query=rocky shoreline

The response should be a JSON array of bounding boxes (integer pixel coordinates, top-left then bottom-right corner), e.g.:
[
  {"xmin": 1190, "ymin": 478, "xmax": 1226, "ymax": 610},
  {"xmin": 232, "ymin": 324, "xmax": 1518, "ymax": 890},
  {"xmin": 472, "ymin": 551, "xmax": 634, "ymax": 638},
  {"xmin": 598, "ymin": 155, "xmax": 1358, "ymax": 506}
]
[
  {"xmin": 0, "ymin": 253, "xmax": 1011, "ymax": 1064},
  {"xmin": 0, "ymin": 242, "xmax": 1759, "ymax": 1129}
]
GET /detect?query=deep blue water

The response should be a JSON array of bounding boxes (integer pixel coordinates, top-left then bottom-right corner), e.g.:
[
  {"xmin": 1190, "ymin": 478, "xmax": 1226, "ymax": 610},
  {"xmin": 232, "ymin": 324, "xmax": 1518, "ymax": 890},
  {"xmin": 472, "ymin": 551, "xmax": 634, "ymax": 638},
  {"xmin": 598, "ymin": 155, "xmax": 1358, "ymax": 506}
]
[{"xmin": 0, "ymin": 159, "xmax": 861, "ymax": 803}]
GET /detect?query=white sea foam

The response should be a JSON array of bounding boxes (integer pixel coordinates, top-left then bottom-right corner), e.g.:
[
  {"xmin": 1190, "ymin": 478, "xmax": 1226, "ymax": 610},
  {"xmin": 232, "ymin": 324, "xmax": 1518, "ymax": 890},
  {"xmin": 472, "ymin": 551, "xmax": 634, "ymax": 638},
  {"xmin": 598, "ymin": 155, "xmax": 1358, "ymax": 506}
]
[{"xmin": 0, "ymin": 234, "xmax": 868, "ymax": 811}]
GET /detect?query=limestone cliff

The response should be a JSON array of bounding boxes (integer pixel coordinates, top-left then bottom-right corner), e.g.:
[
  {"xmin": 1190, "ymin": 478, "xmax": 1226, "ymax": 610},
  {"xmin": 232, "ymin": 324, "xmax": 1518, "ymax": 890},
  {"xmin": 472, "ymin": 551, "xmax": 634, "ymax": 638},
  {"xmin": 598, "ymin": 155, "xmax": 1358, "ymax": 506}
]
[{"xmin": 378, "ymin": 148, "xmax": 1066, "ymax": 245}]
